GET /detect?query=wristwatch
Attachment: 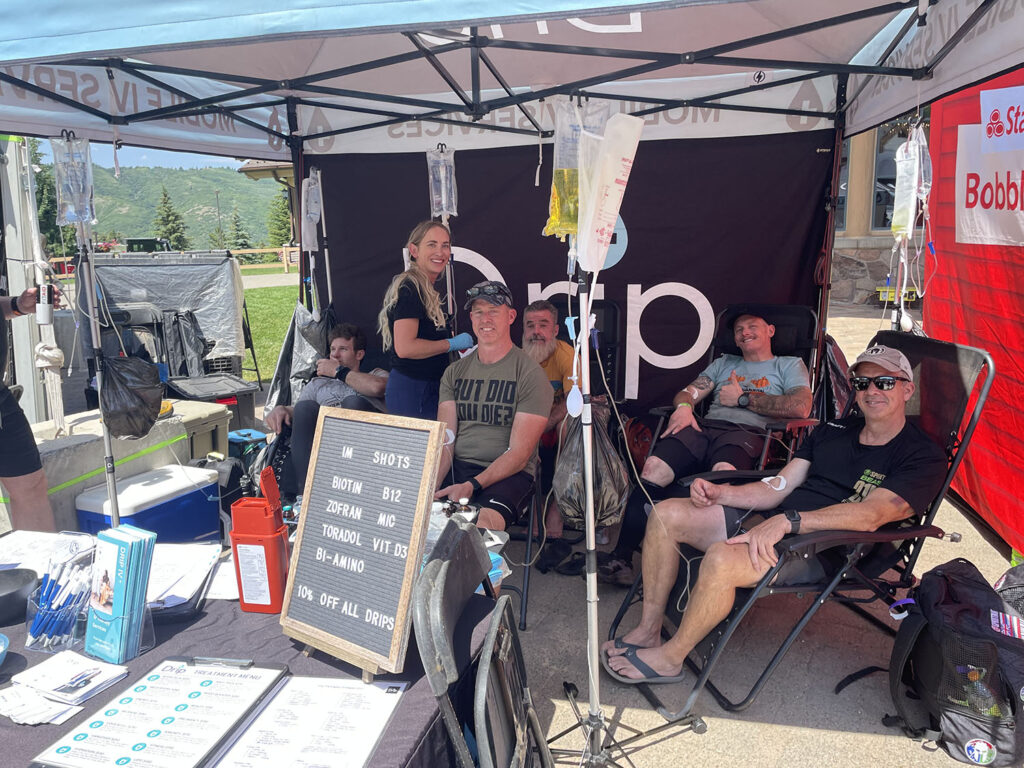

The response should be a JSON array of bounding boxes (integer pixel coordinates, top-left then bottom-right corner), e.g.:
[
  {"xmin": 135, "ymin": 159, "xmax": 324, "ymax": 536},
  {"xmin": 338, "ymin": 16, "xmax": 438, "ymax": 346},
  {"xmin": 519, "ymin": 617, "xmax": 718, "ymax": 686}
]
[
  {"xmin": 468, "ymin": 477, "xmax": 483, "ymax": 494},
  {"xmin": 737, "ymin": 393, "xmax": 751, "ymax": 408},
  {"xmin": 784, "ymin": 509, "xmax": 801, "ymax": 535}
]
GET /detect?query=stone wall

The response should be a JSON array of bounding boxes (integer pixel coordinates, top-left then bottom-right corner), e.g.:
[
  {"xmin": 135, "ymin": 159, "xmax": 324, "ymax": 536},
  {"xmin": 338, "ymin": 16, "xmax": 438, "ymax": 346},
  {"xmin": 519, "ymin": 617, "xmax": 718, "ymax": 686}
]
[{"xmin": 830, "ymin": 235, "xmax": 897, "ymax": 305}]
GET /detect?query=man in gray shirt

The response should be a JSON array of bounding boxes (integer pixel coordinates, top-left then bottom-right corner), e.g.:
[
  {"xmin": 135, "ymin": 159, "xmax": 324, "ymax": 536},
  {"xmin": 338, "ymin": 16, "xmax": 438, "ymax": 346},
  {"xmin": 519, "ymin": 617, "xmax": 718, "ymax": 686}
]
[{"xmin": 435, "ymin": 281, "xmax": 552, "ymax": 531}]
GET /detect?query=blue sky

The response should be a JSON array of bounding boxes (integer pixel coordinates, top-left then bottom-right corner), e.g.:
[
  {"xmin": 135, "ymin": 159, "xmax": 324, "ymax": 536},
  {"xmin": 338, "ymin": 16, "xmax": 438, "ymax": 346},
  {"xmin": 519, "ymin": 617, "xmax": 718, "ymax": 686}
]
[{"xmin": 40, "ymin": 142, "xmax": 243, "ymax": 169}]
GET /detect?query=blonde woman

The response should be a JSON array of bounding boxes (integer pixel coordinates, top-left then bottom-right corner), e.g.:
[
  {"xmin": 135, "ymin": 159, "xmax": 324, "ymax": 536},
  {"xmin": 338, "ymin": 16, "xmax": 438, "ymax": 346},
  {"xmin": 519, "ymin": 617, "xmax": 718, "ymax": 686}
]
[{"xmin": 378, "ymin": 221, "xmax": 473, "ymax": 418}]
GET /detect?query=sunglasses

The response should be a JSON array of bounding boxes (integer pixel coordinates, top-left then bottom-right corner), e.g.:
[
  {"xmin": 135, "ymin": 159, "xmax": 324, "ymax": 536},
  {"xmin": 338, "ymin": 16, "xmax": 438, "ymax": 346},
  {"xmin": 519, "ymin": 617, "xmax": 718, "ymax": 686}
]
[{"xmin": 849, "ymin": 375, "xmax": 910, "ymax": 391}]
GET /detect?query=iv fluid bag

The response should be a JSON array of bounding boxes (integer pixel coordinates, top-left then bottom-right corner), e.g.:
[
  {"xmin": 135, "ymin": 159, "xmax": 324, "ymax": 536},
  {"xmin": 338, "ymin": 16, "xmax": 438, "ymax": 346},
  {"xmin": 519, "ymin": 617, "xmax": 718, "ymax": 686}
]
[
  {"xmin": 49, "ymin": 136, "xmax": 95, "ymax": 226},
  {"xmin": 891, "ymin": 134, "xmax": 920, "ymax": 238},
  {"xmin": 427, "ymin": 147, "xmax": 457, "ymax": 218},
  {"xmin": 912, "ymin": 124, "xmax": 932, "ymax": 206},
  {"xmin": 543, "ymin": 99, "xmax": 610, "ymax": 241},
  {"xmin": 577, "ymin": 114, "xmax": 644, "ymax": 272}
]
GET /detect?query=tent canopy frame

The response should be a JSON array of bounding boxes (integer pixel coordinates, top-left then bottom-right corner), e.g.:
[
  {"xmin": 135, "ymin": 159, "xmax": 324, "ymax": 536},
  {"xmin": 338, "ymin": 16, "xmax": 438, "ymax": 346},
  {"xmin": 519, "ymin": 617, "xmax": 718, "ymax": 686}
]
[{"xmin": 0, "ymin": 0, "xmax": 1001, "ymax": 151}]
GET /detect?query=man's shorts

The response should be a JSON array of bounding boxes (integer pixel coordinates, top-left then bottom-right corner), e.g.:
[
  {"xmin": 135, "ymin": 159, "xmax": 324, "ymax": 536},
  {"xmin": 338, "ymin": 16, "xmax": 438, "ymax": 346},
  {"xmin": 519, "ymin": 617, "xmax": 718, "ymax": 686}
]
[
  {"xmin": 0, "ymin": 385, "xmax": 43, "ymax": 478},
  {"xmin": 721, "ymin": 504, "xmax": 826, "ymax": 586},
  {"xmin": 449, "ymin": 458, "xmax": 534, "ymax": 528},
  {"xmin": 655, "ymin": 419, "xmax": 765, "ymax": 475}
]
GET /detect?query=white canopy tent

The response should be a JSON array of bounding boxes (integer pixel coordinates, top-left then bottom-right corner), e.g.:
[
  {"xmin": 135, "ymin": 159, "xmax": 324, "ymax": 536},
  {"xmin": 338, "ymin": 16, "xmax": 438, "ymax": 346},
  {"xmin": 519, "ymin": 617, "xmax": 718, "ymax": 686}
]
[{"xmin": 1, "ymin": 0, "xmax": 1021, "ymax": 159}]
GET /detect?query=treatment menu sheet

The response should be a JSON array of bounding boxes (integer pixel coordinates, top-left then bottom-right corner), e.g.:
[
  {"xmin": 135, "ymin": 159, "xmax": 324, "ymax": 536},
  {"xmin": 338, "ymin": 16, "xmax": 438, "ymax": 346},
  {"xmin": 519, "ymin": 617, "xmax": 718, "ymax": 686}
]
[{"xmin": 32, "ymin": 658, "xmax": 286, "ymax": 768}]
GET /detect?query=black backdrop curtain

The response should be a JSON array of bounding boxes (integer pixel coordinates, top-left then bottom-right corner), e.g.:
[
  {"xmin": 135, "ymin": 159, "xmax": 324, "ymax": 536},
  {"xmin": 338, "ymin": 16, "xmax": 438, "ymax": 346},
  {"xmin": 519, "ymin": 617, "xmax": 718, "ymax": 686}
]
[{"xmin": 313, "ymin": 129, "xmax": 834, "ymax": 411}]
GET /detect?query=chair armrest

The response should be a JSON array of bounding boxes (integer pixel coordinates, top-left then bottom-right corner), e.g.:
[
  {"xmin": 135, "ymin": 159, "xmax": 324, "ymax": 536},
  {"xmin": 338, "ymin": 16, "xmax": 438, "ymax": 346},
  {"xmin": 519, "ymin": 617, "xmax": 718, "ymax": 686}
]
[
  {"xmin": 763, "ymin": 418, "xmax": 818, "ymax": 431},
  {"xmin": 649, "ymin": 405, "xmax": 674, "ymax": 418},
  {"xmin": 775, "ymin": 524, "xmax": 945, "ymax": 556},
  {"xmin": 677, "ymin": 469, "xmax": 774, "ymax": 488}
]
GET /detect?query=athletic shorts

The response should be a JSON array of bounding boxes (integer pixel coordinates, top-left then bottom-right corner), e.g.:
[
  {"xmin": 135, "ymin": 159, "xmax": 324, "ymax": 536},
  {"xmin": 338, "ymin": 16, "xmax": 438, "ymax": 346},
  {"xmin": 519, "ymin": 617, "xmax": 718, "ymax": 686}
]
[
  {"xmin": 655, "ymin": 419, "xmax": 765, "ymax": 475},
  {"xmin": 448, "ymin": 458, "xmax": 534, "ymax": 528},
  {"xmin": 0, "ymin": 385, "xmax": 44, "ymax": 478},
  {"xmin": 721, "ymin": 504, "xmax": 826, "ymax": 586}
]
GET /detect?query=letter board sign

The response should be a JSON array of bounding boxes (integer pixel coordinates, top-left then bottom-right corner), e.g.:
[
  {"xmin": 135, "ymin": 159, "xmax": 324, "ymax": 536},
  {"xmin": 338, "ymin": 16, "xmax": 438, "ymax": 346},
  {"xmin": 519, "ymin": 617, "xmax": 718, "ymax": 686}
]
[{"xmin": 280, "ymin": 408, "xmax": 444, "ymax": 674}]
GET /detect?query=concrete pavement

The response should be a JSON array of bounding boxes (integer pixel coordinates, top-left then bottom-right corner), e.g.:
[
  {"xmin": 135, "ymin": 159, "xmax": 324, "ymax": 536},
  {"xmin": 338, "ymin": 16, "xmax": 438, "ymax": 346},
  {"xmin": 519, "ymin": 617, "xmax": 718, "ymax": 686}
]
[{"xmin": 248, "ymin": 298, "xmax": 1006, "ymax": 766}]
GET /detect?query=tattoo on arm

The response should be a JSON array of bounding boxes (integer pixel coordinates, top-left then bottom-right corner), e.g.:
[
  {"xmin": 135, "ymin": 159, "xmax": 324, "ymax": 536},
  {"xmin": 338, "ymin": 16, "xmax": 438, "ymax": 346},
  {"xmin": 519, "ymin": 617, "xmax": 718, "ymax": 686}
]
[
  {"xmin": 694, "ymin": 375, "xmax": 713, "ymax": 392},
  {"xmin": 747, "ymin": 387, "xmax": 813, "ymax": 419}
]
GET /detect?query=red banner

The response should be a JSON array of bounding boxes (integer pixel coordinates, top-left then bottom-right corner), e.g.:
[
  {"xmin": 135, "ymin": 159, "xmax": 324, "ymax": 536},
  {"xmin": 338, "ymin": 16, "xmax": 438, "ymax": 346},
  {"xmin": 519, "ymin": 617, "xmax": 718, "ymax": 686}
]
[{"xmin": 928, "ymin": 66, "xmax": 1024, "ymax": 553}]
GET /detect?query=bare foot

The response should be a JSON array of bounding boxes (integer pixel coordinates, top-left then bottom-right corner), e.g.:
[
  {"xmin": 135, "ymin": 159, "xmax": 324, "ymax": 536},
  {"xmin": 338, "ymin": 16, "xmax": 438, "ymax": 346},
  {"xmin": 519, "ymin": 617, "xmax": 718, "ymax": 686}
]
[
  {"xmin": 600, "ymin": 628, "xmax": 661, "ymax": 657},
  {"xmin": 607, "ymin": 646, "xmax": 683, "ymax": 681}
]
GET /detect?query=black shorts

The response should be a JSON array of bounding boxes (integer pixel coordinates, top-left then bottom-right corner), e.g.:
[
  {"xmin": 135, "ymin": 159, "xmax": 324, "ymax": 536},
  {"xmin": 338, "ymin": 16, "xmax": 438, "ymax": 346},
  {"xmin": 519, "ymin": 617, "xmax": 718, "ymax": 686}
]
[
  {"xmin": 0, "ymin": 385, "xmax": 43, "ymax": 478},
  {"xmin": 721, "ymin": 505, "xmax": 826, "ymax": 586},
  {"xmin": 655, "ymin": 419, "xmax": 765, "ymax": 476},
  {"xmin": 449, "ymin": 459, "xmax": 534, "ymax": 527}
]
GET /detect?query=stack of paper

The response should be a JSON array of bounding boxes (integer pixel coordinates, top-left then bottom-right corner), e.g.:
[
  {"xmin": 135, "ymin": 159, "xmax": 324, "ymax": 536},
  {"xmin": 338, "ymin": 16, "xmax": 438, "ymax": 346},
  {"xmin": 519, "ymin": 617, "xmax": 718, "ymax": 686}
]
[
  {"xmin": 12, "ymin": 650, "xmax": 128, "ymax": 706},
  {"xmin": 84, "ymin": 525, "xmax": 157, "ymax": 664},
  {"xmin": 0, "ymin": 686, "xmax": 81, "ymax": 725},
  {"xmin": 146, "ymin": 542, "xmax": 221, "ymax": 609}
]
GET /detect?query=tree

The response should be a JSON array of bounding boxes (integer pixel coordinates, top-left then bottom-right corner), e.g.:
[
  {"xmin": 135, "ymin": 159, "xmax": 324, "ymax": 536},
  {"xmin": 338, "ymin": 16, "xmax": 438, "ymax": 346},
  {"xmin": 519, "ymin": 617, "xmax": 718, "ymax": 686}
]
[
  {"xmin": 28, "ymin": 138, "xmax": 77, "ymax": 259},
  {"xmin": 152, "ymin": 186, "xmax": 190, "ymax": 250},
  {"xmin": 208, "ymin": 225, "xmax": 227, "ymax": 249},
  {"xmin": 227, "ymin": 207, "xmax": 252, "ymax": 251},
  {"xmin": 266, "ymin": 190, "xmax": 292, "ymax": 248}
]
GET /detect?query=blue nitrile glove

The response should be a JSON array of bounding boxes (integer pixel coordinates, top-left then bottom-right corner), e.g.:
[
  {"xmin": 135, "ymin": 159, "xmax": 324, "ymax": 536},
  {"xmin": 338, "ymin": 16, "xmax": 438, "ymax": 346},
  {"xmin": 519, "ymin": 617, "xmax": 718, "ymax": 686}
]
[{"xmin": 448, "ymin": 333, "xmax": 474, "ymax": 352}]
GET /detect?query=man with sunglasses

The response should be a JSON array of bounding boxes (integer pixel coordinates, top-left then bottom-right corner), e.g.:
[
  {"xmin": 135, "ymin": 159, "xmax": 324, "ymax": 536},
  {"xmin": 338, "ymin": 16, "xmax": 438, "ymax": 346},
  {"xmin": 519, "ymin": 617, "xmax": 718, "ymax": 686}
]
[
  {"xmin": 434, "ymin": 281, "xmax": 553, "ymax": 531},
  {"xmin": 602, "ymin": 344, "xmax": 946, "ymax": 685}
]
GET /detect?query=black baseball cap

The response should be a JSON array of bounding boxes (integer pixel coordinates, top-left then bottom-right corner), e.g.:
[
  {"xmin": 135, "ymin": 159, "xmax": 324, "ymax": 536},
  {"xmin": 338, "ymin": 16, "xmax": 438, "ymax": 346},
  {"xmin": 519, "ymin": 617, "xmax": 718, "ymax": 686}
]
[{"xmin": 464, "ymin": 281, "xmax": 514, "ymax": 310}]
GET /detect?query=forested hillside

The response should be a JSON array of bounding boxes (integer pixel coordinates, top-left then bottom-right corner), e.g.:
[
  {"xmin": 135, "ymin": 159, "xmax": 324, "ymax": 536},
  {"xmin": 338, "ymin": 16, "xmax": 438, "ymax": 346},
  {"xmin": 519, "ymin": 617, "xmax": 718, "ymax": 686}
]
[{"xmin": 92, "ymin": 165, "xmax": 283, "ymax": 247}]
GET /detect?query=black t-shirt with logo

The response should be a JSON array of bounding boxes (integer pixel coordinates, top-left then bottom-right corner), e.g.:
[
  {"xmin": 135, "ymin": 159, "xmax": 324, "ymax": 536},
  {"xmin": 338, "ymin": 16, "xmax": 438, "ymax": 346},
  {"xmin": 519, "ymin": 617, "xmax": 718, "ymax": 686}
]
[
  {"xmin": 786, "ymin": 416, "xmax": 947, "ymax": 515},
  {"xmin": 387, "ymin": 281, "xmax": 452, "ymax": 381}
]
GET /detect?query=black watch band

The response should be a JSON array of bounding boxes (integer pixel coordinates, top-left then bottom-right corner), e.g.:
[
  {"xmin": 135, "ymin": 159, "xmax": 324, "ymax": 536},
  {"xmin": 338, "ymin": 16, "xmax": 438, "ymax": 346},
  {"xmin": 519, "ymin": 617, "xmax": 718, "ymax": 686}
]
[
  {"xmin": 468, "ymin": 477, "xmax": 483, "ymax": 494},
  {"xmin": 334, "ymin": 365, "xmax": 351, "ymax": 381},
  {"xmin": 737, "ymin": 393, "xmax": 750, "ymax": 408},
  {"xmin": 784, "ymin": 509, "xmax": 801, "ymax": 535}
]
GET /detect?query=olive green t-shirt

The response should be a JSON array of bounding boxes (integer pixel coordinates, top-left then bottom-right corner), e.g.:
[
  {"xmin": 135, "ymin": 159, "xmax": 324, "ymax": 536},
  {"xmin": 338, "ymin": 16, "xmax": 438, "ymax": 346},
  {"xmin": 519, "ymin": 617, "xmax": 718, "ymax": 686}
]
[{"xmin": 440, "ymin": 346, "xmax": 553, "ymax": 472}]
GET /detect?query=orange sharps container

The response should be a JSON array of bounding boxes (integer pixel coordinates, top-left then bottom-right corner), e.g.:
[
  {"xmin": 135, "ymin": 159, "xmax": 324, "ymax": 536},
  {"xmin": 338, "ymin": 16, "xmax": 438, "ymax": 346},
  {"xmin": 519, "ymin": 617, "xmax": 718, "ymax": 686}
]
[{"xmin": 230, "ymin": 467, "xmax": 290, "ymax": 613}]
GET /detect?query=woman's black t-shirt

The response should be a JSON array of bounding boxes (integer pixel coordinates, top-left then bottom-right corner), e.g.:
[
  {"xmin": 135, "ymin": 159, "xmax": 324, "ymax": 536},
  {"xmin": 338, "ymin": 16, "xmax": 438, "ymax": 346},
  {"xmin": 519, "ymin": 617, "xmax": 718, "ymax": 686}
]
[
  {"xmin": 785, "ymin": 417, "xmax": 947, "ymax": 515},
  {"xmin": 387, "ymin": 281, "xmax": 452, "ymax": 381}
]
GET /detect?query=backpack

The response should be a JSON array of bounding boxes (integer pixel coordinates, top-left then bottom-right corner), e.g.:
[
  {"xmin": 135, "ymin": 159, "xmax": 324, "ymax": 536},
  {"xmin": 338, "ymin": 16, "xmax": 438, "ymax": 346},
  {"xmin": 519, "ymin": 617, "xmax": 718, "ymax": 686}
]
[{"xmin": 886, "ymin": 558, "xmax": 1024, "ymax": 766}]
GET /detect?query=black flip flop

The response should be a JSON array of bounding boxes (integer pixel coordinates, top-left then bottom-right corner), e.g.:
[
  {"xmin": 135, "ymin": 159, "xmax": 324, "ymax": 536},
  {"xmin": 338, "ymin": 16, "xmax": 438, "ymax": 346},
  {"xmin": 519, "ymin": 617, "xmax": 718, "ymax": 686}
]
[
  {"xmin": 602, "ymin": 646, "xmax": 687, "ymax": 685},
  {"xmin": 554, "ymin": 551, "xmax": 586, "ymax": 576},
  {"xmin": 534, "ymin": 540, "xmax": 572, "ymax": 573}
]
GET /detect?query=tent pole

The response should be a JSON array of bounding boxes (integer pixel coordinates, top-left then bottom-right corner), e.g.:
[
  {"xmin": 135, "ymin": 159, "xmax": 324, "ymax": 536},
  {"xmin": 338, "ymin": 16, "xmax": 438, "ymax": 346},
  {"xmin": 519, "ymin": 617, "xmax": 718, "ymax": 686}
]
[{"xmin": 814, "ymin": 73, "xmax": 848, "ymax": 386}]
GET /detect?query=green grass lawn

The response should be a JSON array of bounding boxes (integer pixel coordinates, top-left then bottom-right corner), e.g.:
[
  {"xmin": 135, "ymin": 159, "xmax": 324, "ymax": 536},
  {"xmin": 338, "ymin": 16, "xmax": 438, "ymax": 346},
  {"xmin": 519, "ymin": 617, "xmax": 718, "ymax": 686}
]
[
  {"xmin": 239, "ymin": 264, "xmax": 290, "ymax": 275},
  {"xmin": 243, "ymin": 285, "xmax": 299, "ymax": 382}
]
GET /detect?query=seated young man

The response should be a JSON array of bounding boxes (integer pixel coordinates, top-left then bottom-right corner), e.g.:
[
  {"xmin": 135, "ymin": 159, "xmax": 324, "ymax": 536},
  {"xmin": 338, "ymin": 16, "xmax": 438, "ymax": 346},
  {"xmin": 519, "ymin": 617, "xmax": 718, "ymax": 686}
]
[
  {"xmin": 434, "ymin": 282, "xmax": 553, "ymax": 531},
  {"xmin": 265, "ymin": 323, "xmax": 387, "ymax": 497},
  {"xmin": 602, "ymin": 345, "xmax": 946, "ymax": 684},
  {"xmin": 599, "ymin": 309, "xmax": 811, "ymax": 586}
]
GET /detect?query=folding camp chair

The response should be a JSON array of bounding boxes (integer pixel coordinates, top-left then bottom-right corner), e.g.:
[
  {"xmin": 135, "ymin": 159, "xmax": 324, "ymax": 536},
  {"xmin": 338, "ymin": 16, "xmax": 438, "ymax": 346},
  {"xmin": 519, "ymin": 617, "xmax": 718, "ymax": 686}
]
[
  {"xmin": 646, "ymin": 303, "xmax": 819, "ymax": 474},
  {"xmin": 413, "ymin": 517, "xmax": 496, "ymax": 768},
  {"xmin": 499, "ymin": 480, "xmax": 542, "ymax": 631},
  {"xmin": 607, "ymin": 330, "xmax": 994, "ymax": 732},
  {"xmin": 474, "ymin": 594, "xmax": 555, "ymax": 768}
]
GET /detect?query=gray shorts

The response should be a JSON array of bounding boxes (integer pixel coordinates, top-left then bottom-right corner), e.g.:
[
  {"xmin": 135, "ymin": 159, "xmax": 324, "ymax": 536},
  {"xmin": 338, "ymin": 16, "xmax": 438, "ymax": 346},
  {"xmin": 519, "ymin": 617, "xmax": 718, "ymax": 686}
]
[{"xmin": 721, "ymin": 505, "xmax": 826, "ymax": 586}]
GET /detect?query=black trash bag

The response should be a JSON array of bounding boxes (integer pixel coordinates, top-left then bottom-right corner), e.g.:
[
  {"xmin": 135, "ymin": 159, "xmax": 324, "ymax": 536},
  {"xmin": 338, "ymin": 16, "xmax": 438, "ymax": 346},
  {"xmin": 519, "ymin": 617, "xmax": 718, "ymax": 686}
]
[
  {"xmin": 100, "ymin": 357, "xmax": 165, "ymax": 439},
  {"xmin": 553, "ymin": 401, "xmax": 629, "ymax": 528},
  {"xmin": 263, "ymin": 301, "xmax": 331, "ymax": 417}
]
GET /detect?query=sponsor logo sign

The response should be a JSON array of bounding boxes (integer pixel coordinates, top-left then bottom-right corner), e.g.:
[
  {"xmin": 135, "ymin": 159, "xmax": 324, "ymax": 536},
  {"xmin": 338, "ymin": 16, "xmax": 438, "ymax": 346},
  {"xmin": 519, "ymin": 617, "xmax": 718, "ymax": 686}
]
[
  {"xmin": 980, "ymin": 85, "xmax": 1024, "ymax": 152},
  {"xmin": 954, "ymin": 124, "xmax": 1024, "ymax": 246}
]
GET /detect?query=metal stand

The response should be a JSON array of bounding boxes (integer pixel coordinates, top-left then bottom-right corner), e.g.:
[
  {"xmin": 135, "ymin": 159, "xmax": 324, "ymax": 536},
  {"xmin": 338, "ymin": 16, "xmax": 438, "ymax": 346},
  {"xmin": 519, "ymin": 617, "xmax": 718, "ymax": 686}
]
[
  {"xmin": 76, "ymin": 236, "xmax": 121, "ymax": 526},
  {"xmin": 545, "ymin": 269, "xmax": 632, "ymax": 767}
]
